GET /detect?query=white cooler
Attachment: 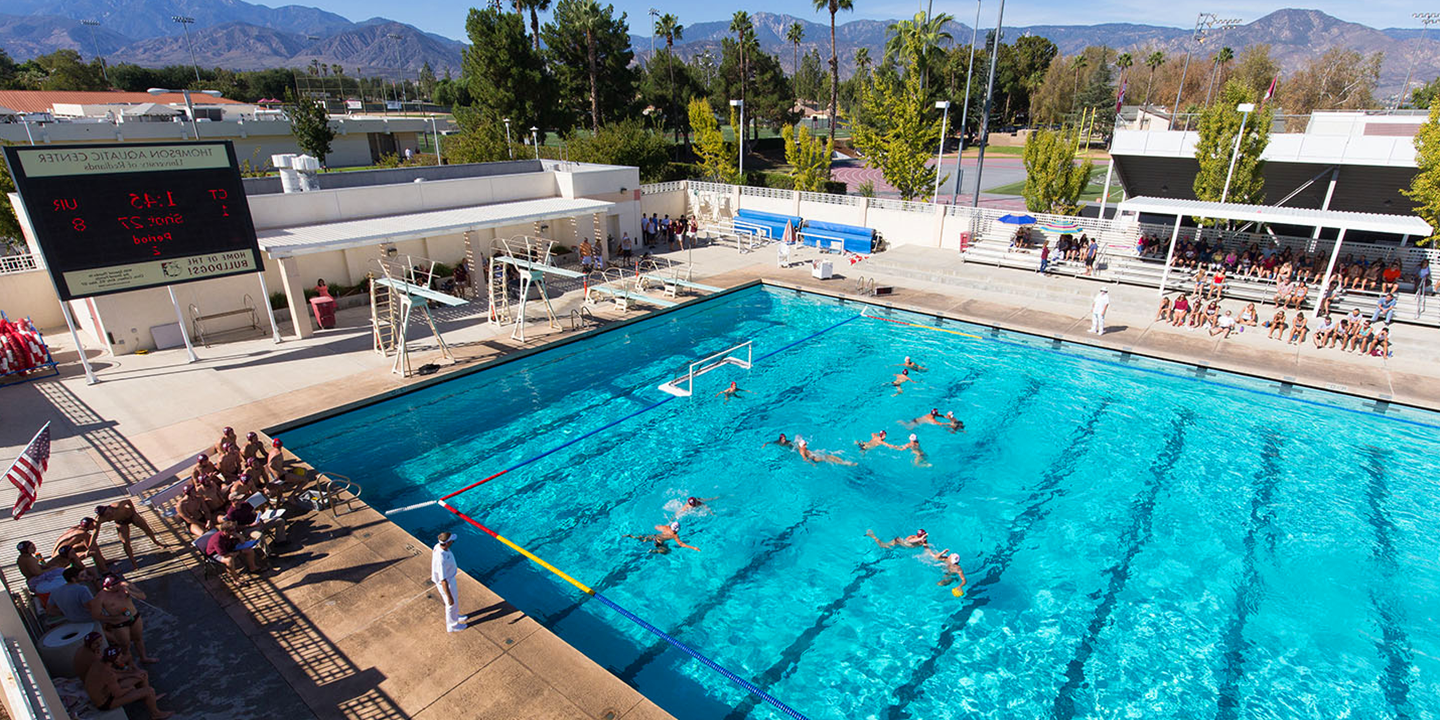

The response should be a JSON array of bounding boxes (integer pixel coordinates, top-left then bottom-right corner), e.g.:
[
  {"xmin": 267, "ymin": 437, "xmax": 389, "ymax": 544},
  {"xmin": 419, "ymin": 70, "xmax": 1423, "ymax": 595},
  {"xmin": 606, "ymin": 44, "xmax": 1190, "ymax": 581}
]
[
  {"xmin": 39, "ymin": 621, "xmax": 102, "ymax": 677},
  {"xmin": 811, "ymin": 260, "xmax": 834, "ymax": 280}
]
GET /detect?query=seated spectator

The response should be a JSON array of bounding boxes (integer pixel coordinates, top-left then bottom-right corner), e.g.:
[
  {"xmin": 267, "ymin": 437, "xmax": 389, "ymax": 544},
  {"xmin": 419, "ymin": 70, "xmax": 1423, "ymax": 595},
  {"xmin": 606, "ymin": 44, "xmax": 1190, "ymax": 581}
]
[
  {"xmin": 240, "ymin": 432, "xmax": 268, "ymax": 463},
  {"xmin": 1195, "ymin": 300, "xmax": 1219, "ymax": 329},
  {"xmin": 265, "ymin": 439, "xmax": 309, "ymax": 497},
  {"xmin": 1155, "ymin": 296, "xmax": 1172, "ymax": 322},
  {"xmin": 1206, "ymin": 267, "xmax": 1226, "ymax": 300},
  {"xmin": 224, "ymin": 491, "xmax": 287, "ymax": 545},
  {"xmin": 1346, "ymin": 320, "xmax": 1375, "ymax": 352},
  {"xmin": 1311, "ymin": 315, "xmax": 1335, "ymax": 348},
  {"xmin": 1287, "ymin": 313, "xmax": 1308, "ymax": 344},
  {"xmin": 217, "ymin": 442, "xmax": 243, "ymax": 481},
  {"xmin": 176, "ymin": 486, "xmax": 214, "ymax": 538},
  {"xmin": 206, "ymin": 522, "xmax": 260, "ymax": 579},
  {"xmin": 1362, "ymin": 262, "xmax": 1382, "ymax": 291},
  {"xmin": 1223, "ymin": 250, "xmax": 1238, "ymax": 271},
  {"xmin": 1286, "ymin": 282, "xmax": 1308, "ymax": 310},
  {"xmin": 1258, "ymin": 254, "xmax": 1278, "ymax": 279},
  {"xmin": 1210, "ymin": 310, "xmax": 1236, "ymax": 338},
  {"xmin": 1345, "ymin": 262, "xmax": 1365, "ymax": 290},
  {"xmin": 1371, "ymin": 293, "xmax": 1397, "ymax": 326},
  {"xmin": 46, "ymin": 566, "xmax": 96, "ymax": 623},
  {"xmin": 1382, "ymin": 262, "xmax": 1402, "ymax": 294},
  {"xmin": 1266, "ymin": 310, "xmax": 1288, "ymax": 340},
  {"xmin": 1369, "ymin": 326, "xmax": 1391, "ymax": 357},
  {"xmin": 84, "ymin": 646, "xmax": 172, "ymax": 719},
  {"xmin": 1273, "ymin": 277, "xmax": 1293, "ymax": 307},
  {"xmin": 1238, "ymin": 303, "xmax": 1258, "ymax": 326},
  {"xmin": 73, "ymin": 631, "xmax": 106, "ymax": 681},
  {"xmin": 16, "ymin": 540, "xmax": 70, "ymax": 591},
  {"xmin": 1170, "ymin": 295, "xmax": 1192, "ymax": 326}
]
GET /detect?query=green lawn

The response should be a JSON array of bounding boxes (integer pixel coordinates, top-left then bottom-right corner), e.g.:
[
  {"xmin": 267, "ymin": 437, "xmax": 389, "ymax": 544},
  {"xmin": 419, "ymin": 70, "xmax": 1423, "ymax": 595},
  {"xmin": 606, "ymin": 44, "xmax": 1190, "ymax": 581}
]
[{"xmin": 983, "ymin": 166, "xmax": 1123, "ymax": 203}]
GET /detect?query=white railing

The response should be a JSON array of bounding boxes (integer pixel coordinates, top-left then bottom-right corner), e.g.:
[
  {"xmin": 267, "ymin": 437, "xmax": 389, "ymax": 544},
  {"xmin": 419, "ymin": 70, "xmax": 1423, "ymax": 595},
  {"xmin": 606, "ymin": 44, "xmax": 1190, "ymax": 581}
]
[
  {"xmin": 740, "ymin": 186, "xmax": 791, "ymax": 200},
  {"xmin": 0, "ymin": 254, "xmax": 38, "ymax": 275},
  {"xmin": 798, "ymin": 190, "xmax": 860, "ymax": 206},
  {"xmin": 641, "ymin": 181, "xmax": 686, "ymax": 195},
  {"xmin": 688, "ymin": 180, "xmax": 731, "ymax": 195},
  {"xmin": 0, "ymin": 636, "xmax": 51, "ymax": 720},
  {"xmin": 658, "ymin": 340, "xmax": 753, "ymax": 397}
]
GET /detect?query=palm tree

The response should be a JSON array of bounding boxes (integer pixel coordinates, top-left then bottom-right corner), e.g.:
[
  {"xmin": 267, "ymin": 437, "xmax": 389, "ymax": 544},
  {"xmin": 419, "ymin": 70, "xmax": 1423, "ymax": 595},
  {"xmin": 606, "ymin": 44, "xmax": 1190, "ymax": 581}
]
[
  {"xmin": 516, "ymin": 0, "xmax": 552, "ymax": 52},
  {"xmin": 885, "ymin": 11, "xmax": 953, "ymax": 90},
  {"xmin": 1142, "ymin": 50, "xmax": 1164, "ymax": 108},
  {"xmin": 1071, "ymin": 54, "xmax": 1089, "ymax": 112},
  {"xmin": 854, "ymin": 46, "xmax": 871, "ymax": 73},
  {"xmin": 1116, "ymin": 52, "xmax": 1133, "ymax": 81},
  {"xmin": 1203, "ymin": 46, "xmax": 1234, "ymax": 106},
  {"xmin": 730, "ymin": 12, "xmax": 753, "ymax": 141},
  {"xmin": 655, "ymin": 13, "xmax": 683, "ymax": 136},
  {"xmin": 574, "ymin": 0, "xmax": 605, "ymax": 133},
  {"xmin": 813, "ymin": 0, "xmax": 855, "ymax": 145},
  {"xmin": 787, "ymin": 22, "xmax": 805, "ymax": 78}
]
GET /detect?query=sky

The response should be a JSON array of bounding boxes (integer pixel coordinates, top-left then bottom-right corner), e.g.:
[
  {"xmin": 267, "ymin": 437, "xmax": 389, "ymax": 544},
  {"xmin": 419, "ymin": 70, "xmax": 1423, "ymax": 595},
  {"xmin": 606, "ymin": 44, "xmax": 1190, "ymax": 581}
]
[{"xmin": 258, "ymin": 0, "xmax": 1428, "ymax": 41}]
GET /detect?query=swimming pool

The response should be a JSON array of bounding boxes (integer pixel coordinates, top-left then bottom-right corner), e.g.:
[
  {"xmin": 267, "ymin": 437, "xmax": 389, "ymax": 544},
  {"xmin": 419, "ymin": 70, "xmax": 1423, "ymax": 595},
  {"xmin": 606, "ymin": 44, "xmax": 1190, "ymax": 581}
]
[{"xmin": 285, "ymin": 285, "xmax": 1440, "ymax": 720}]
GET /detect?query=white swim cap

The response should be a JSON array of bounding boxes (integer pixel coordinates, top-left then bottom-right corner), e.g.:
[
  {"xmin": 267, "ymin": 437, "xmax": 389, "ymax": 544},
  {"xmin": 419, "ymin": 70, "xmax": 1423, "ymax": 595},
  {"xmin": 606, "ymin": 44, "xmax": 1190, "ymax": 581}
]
[
  {"xmin": 949, "ymin": 554, "xmax": 959, "ymax": 563},
  {"xmin": 909, "ymin": 434, "xmax": 918, "ymax": 442},
  {"xmin": 669, "ymin": 521, "xmax": 680, "ymax": 531}
]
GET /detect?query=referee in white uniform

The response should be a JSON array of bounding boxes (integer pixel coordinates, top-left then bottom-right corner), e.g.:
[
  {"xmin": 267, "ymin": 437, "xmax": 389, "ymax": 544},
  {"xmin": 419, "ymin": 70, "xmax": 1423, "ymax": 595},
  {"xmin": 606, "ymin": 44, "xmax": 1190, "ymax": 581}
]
[{"xmin": 431, "ymin": 532, "xmax": 464, "ymax": 632}]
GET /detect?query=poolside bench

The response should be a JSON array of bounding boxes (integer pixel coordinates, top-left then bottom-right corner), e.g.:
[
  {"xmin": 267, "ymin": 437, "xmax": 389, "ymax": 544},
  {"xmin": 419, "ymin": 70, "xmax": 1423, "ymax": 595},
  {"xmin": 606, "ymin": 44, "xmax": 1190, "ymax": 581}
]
[{"xmin": 190, "ymin": 294, "xmax": 262, "ymax": 346}]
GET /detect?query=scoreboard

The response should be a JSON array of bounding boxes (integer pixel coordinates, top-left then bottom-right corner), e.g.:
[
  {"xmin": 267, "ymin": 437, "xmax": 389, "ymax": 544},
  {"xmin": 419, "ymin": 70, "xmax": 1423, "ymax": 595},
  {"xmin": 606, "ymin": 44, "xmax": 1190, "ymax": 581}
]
[{"xmin": 3, "ymin": 141, "xmax": 263, "ymax": 301}]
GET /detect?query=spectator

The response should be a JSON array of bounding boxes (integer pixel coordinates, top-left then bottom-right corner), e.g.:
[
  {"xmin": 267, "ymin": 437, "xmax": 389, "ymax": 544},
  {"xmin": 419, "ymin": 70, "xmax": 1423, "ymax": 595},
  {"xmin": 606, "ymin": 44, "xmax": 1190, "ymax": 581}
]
[
  {"xmin": 206, "ymin": 521, "xmax": 259, "ymax": 579},
  {"xmin": 452, "ymin": 262, "xmax": 470, "ymax": 298},
  {"xmin": 1371, "ymin": 293, "xmax": 1397, "ymax": 326},
  {"xmin": 53, "ymin": 518, "xmax": 107, "ymax": 574},
  {"xmin": 1415, "ymin": 259, "xmax": 1431, "ymax": 319},
  {"xmin": 1237, "ymin": 303, "xmax": 1258, "ymax": 326},
  {"xmin": 1369, "ymin": 326, "xmax": 1391, "ymax": 357},
  {"xmin": 1209, "ymin": 310, "xmax": 1236, "ymax": 338},
  {"xmin": 1347, "ymin": 320, "xmax": 1375, "ymax": 352},
  {"xmin": 1155, "ymin": 296, "xmax": 1171, "ymax": 321},
  {"xmin": 46, "ymin": 566, "xmax": 95, "ymax": 623},
  {"xmin": 1287, "ymin": 312, "xmax": 1308, "ymax": 344},
  {"xmin": 620, "ymin": 232, "xmax": 633, "ymax": 259},
  {"xmin": 1311, "ymin": 315, "xmax": 1335, "ymax": 348},
  {"xmin": 314, "ymin": 279, "xmax": 330, "ymax": 298},
  {"xmin": 1083, "ymin": 238, "xmax": 1098, "ymax": 276},
  {"xmin": 1039, "ymin": 243, "xmax": 1051, "ymax": 274},
  {"xmin": 1170, "ymin": 294, "xmax": 1192, "ymax": 326},
  {"xmin": 176, "ymin": 486, "xmax": 214, "ymax": 538},
  {"xmin": 1089, "ymin": 289, "xmax": 1109, "ymax": 335},
  {"xmin": 1381, "ymin": 262, "xmax": 1402, "ymax": 294},
  {"xmin": 94, "ymin": 500, "xmax": 170, "ymax": 572},
  {"xmin": 579, "ymin": 238, "xmax": 594, "ymax": 272},
  {"xmin": 1266, "ymin": 310, "xmax": 1288, "ymax": 340},
  {"xmin": 224, "ymin": 492, "xmax": 287, "ymax": 545},
  {"xmin": 84, "ymin": 646, "xmax": 172, "ymax": 719}
]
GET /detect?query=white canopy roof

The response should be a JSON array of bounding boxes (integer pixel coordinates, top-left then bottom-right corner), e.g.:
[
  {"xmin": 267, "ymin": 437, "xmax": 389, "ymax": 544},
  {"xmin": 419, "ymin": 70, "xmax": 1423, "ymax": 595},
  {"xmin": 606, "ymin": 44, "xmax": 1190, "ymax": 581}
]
[
  {"xmin": 121, "ymin": 102, "xmax": 181, "ymax": 116},
  {"xmin": 1117, "ymin": 196, "xmax": 1432, "ymax": 236},
  {"xmin": 257, "ymin": 196, "xmax": 616, "ymax": 257}
]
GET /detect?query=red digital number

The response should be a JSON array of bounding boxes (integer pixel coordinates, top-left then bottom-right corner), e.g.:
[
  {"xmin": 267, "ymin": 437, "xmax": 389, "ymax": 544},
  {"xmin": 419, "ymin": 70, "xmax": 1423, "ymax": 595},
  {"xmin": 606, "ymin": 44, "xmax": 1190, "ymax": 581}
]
[{"xmin": 72, "ymin": 218, "xmax": 86, "ymax": 232}]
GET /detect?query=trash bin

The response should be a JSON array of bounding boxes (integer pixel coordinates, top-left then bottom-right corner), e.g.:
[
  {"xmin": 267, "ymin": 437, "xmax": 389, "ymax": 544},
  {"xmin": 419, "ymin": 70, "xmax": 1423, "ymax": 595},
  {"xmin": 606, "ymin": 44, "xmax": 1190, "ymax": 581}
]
[{"xmin": 310, "ymin": 296, "xmax": 337, "ymax": 329}]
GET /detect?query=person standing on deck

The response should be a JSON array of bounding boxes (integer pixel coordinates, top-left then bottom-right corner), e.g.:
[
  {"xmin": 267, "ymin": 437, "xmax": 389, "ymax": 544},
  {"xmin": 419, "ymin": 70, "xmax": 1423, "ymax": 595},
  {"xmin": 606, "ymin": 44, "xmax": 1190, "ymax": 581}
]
[
  {"xmin": 1090, "ymin": 288, "xmax": 1110, "ymax": 335},
  {"xmin": 431, "ymin": 532, "xmax": 464, "ymax": 632}
]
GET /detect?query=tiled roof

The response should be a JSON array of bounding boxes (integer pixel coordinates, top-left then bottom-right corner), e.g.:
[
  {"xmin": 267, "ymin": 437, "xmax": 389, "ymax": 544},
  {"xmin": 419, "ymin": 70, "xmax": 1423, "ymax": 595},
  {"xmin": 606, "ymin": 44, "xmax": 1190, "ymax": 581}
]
[{"xmin": 0, "ymin": 90, "xmax": 244, "ymax": 114}]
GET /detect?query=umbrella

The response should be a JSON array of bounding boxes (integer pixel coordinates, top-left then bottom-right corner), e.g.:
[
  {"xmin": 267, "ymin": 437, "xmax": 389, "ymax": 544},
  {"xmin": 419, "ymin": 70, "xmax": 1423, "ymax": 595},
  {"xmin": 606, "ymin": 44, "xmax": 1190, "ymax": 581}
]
[{"xmin": 998, "ymin": 214, "xmax": 1036, "ymax": 225}]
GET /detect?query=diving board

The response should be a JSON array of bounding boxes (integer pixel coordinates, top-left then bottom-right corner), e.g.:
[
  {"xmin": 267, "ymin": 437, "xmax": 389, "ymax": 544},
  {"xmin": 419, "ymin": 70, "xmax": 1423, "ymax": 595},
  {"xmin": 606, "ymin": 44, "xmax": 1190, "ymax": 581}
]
[
  {"xmin": 493, "ymin": 255, "xmax": 585, "ymax": 279},
  {"xmin": 641, "ymin": 274, "xmax": 722, "ymax": 293},
  {"xmin": 590, "ymin": 284, "xmax": 677, "ymax": 308},
  {"xmin": 373, "ymin": 277, "xmax": 468, "ymax": 306}
]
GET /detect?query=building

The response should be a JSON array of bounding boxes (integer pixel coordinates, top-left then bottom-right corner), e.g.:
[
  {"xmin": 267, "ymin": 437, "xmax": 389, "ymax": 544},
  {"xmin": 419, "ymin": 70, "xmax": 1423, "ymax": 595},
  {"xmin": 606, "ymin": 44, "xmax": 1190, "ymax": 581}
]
[
  {"xmin": 4, "ymin": 159, "xmax": 642, "ymax": 353},
  {"xmin": 0, "ymin": 90, "xmax": 431, "ymax": 168}
]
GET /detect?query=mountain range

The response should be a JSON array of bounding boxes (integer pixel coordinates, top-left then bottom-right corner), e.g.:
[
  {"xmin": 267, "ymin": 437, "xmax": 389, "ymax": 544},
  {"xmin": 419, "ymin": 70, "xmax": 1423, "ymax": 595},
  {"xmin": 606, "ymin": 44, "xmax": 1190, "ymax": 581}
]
[{"xmin": 0, "ymin": 3, "xmax": 1436, "ymax": 96}]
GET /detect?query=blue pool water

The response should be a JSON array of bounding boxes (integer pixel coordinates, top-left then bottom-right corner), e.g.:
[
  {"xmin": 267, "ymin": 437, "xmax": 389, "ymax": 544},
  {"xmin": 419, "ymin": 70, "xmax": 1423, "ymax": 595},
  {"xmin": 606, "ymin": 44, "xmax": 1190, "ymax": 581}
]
[{"xmin": 286, "ymin": 286, "xmax": 1440, "ymax": 720}]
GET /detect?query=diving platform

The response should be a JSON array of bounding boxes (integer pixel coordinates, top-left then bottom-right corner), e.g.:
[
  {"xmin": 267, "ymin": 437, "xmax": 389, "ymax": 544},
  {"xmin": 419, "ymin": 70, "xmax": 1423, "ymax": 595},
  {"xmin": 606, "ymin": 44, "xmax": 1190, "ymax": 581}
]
[
  {"xmin": 589, "ymin": 284, "xmax": 678, "ymax": 308},
  {"xmin": 493, "ymin": 255, "xmax": 586, "ymax": 279},
  {"xmin": 641, "ymin": 275, "xmax": 722, "ymax": 293},
  {"xmin": 372, "ymin": 277, "xmax": 468, "ymax": 306}
]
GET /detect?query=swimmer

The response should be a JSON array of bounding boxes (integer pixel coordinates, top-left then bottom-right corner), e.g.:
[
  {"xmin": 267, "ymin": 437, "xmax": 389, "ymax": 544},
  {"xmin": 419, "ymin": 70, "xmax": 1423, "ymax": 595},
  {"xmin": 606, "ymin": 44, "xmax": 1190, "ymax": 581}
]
[
  {"xmin": 904, "ymin": 408, "xmax": 945, "ymax": 428},
  {"xmin": 941, "ymin": 411, "xmax": 965, "ymax": 433},
  {"xmin": 855, "ymin": 430, "xmax": 897, "ymax": 452},
  {"xmin": 897, "ymin": 434, "xmax": 931, "ymax": 467},
  {"xmin": 715, "ymin": 381, "xmax": 747, "ymax": 403},
  {"xmin": 866, "ymin": 528, "xmax": 929, "ymax": 549},
  {"xmin": 889, "ymin": 369, "xmax": 918, "ymax": 396},
  {"xmin": 796, "ymin": 437, "xmax": 856, "ymax": 466},
  {"xmin": 625, "ymin": 521, "xmax": 700, "ymax": 554},
  {"xmin": 899, "ymin": 356, "xmax": 928, "ymax": 371},
  {"xmin": 675, "ymin": 496, "xmax": 718, "ymax": 519},
  {"xmin": 760, "ymin": 433, "xmax": 793, "ymax": 449},
  {"xmin": 929, "ymin": 548, "xmax": 967, "ymax": 590}
]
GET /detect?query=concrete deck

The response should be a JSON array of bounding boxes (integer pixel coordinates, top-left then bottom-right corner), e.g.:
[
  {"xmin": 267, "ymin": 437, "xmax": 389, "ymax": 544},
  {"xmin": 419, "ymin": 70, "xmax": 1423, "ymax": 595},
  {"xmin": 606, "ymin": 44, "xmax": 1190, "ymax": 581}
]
[{"xmin": 2, "ymin": 236, "xmax": 1437, "ymax": 720}]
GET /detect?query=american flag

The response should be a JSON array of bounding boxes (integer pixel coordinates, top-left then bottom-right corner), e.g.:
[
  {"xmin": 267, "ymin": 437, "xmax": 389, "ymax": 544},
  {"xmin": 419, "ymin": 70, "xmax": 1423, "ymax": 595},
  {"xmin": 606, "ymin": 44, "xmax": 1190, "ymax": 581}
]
[
  {"xmin": 6, "ymin": 423, "xmax": 51, "ymax": 521},
  {"xmin": 1263, "ymin": 75, "xmax": 1278, "ymax": 104}
]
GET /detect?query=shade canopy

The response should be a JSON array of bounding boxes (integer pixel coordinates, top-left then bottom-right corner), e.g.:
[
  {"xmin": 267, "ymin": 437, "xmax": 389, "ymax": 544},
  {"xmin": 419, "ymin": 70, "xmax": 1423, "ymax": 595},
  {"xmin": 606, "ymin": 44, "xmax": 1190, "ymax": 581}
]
[{"xmin": 1117, "ymin": 196, "xmax": 1431, "ymax": 236}]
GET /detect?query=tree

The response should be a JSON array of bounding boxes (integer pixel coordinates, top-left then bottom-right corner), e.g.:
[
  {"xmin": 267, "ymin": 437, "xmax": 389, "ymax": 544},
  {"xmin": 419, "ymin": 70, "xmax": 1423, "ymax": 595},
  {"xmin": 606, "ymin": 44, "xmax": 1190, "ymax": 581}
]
[
  {"xmin": 462, "ymin": 8, "xmax": 554, "ymax": 130},
  {"xmin": 542, "ymin": 0, "xmax": 636, "ymax": 132},
  {"xmin": 0, "ymin": 49, "xmax": 18, "ymax": 90},
  {"xmin": 1193, "ymin": 80, "xmax": 1273, "ymax": 213},
  {"xmin": 1070, "ymin": 55, "xmax": 1089, "ymax": 111},
  {"xmin": 1142, "ymin": 50, "xmax": 1164, "ymax": 108},
  {"xmin": 1280, "ymin": 48, "xmax": 1382, "ymax": 115},
  {"xmin": 729, "ymin": 11, "xmax": 753, "ymax": 136},
  {"xmin": 286, "ymin": 91, "xmax": 336, "ymax": 166},
  {"xmin": 418, "ymin": 61, "xmax": 437, "ymax": 100},
  {"xmin": 1116, "ymin": 52, "xmax": 1133, "ymax": 80},
  {"xmin": 566, "ymin": 119, "xmax": 670, "ymax": 181},
  {"xmin": 1021, "ymin": 128, "xmax": 1092, "ymax": 215},
  {"xmin": 885, "ymin": 11, "xmax": 953, "ymax": 90},
  {"xmin": 795, "ymin": 49, "xmax": 826, "ymax": 104},
  {"xmin": 787, "ymin": 22, "xmax": 805, "ymax": 80},
  {"xmin": 515, "ymin": 0, "xmax": 552, "ymax": 50},
  {"xmin": 1414, "ymin": 77, "xmax": 1440, "ymax": 111},
  {"xmin": 688, "ymin": 97, "xmax": 737, "ymax": 183},
  {"xmin": 849, "ymin": 59, "xmax": 944, "ymax": 200},
  {"xmin": 814, "ymin": 0, "xmax": 855, "ymax": 145},
  {"xmin": 1230, "ymin": 45, "xmax": 1278, "ymax": 100},
  {"xmin": 445, "ymin": 110, "xmax": 518, "ymax": 163},
  {"xmin": 782, "ymin": 124, "xmax": 834, "ymax": 192},
  {"xmin": 27, "ymin": 50, "xmax": 107, "ymax": 91},
  {"xmin": 640, "ymin": 50, "xmax": 699, "ymax": 140},
  {"xmin": 654, "ymin": 13, "xmax": 684, "ymax": 136},
  {"xmin": 1403, "ymin": 96, "xmax": 1440, "ymax": 246},
  {"xmin": 995, "ymin": 35, "xmax": 1057, "ymax": 125},
  {"xmin": 1203, "ymin": 47, "xmax": 1234, "ymax": 106}
]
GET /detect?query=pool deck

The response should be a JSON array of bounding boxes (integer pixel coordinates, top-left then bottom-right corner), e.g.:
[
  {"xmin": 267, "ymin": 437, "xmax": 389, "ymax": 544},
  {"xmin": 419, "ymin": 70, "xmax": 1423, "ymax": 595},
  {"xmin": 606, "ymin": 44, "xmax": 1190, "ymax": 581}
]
[{"xmin": 3, "ymin": 238, "xmax": 1438, "ymax": 720}]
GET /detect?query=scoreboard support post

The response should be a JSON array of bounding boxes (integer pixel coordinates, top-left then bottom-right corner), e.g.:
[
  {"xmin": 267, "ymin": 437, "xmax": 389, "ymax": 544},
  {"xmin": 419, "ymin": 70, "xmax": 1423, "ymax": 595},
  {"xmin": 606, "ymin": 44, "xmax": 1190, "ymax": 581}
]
[
  {"xmin": 166, "ymin": 285, "xmax": 200, "ymax": 362},
  {"xmin": 256, "ymin": 272, "xmax": 283, "ymax": 344},
  {"xmin": 58, "ymin": 301, "xmax": 99, "ymax": 385}
]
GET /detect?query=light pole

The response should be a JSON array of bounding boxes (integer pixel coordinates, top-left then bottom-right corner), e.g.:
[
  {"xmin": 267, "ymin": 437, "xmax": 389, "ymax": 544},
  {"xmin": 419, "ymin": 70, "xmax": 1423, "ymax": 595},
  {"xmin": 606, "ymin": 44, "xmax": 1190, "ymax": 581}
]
[
  {"xmin": 1220, "ymin": 102, "xmax": 1254, "ymax": 203},
  {"xmin": 430, "ymin": 115, "xmax": 442, "ymax": 163},
  {"xmin": 933, "ymin": 100, "xmax": 951, "ymax": 201},
  {"xmin": 730, "ymin": 99, "xmax": 745, "ymax": 180},
  {"xmin": 503, "ymin": 118, "xmax": 513, "ymax": 159},
  {"xmin": 81, "ymin": 20, "xmax": 110, "ymax": 85},
  {"xmin": 171, "ymin": 16, "xmax": 201, "ymax": 83},
  {"xmin": 971, "ymin": 0, "xmax": 1004, "ymax": 208},
  {"xmin": 648, "ymin": 8, "xmax": 660, "ymax": 67},
  {"xmin": 149, "ymin": 87, "xmax": 222, "ymax": 140},
  {"xmin": 1398, "ymin": 12, "xmax": 1440, "ymax": 110},
  {"xmin": 531, "ymin": 127, "xmax": 540, "ymax": 160},
  {"xmin": 951, "ymin": 0, "xmax": 981, "ymax": 204},
  {"xmin": 1173, "ymin": 13, "xmax": 1217, "ymax": 119},
  {"xmin": 1201, "ymin": 18, "xmax": 1241, "ymax": 108}
]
